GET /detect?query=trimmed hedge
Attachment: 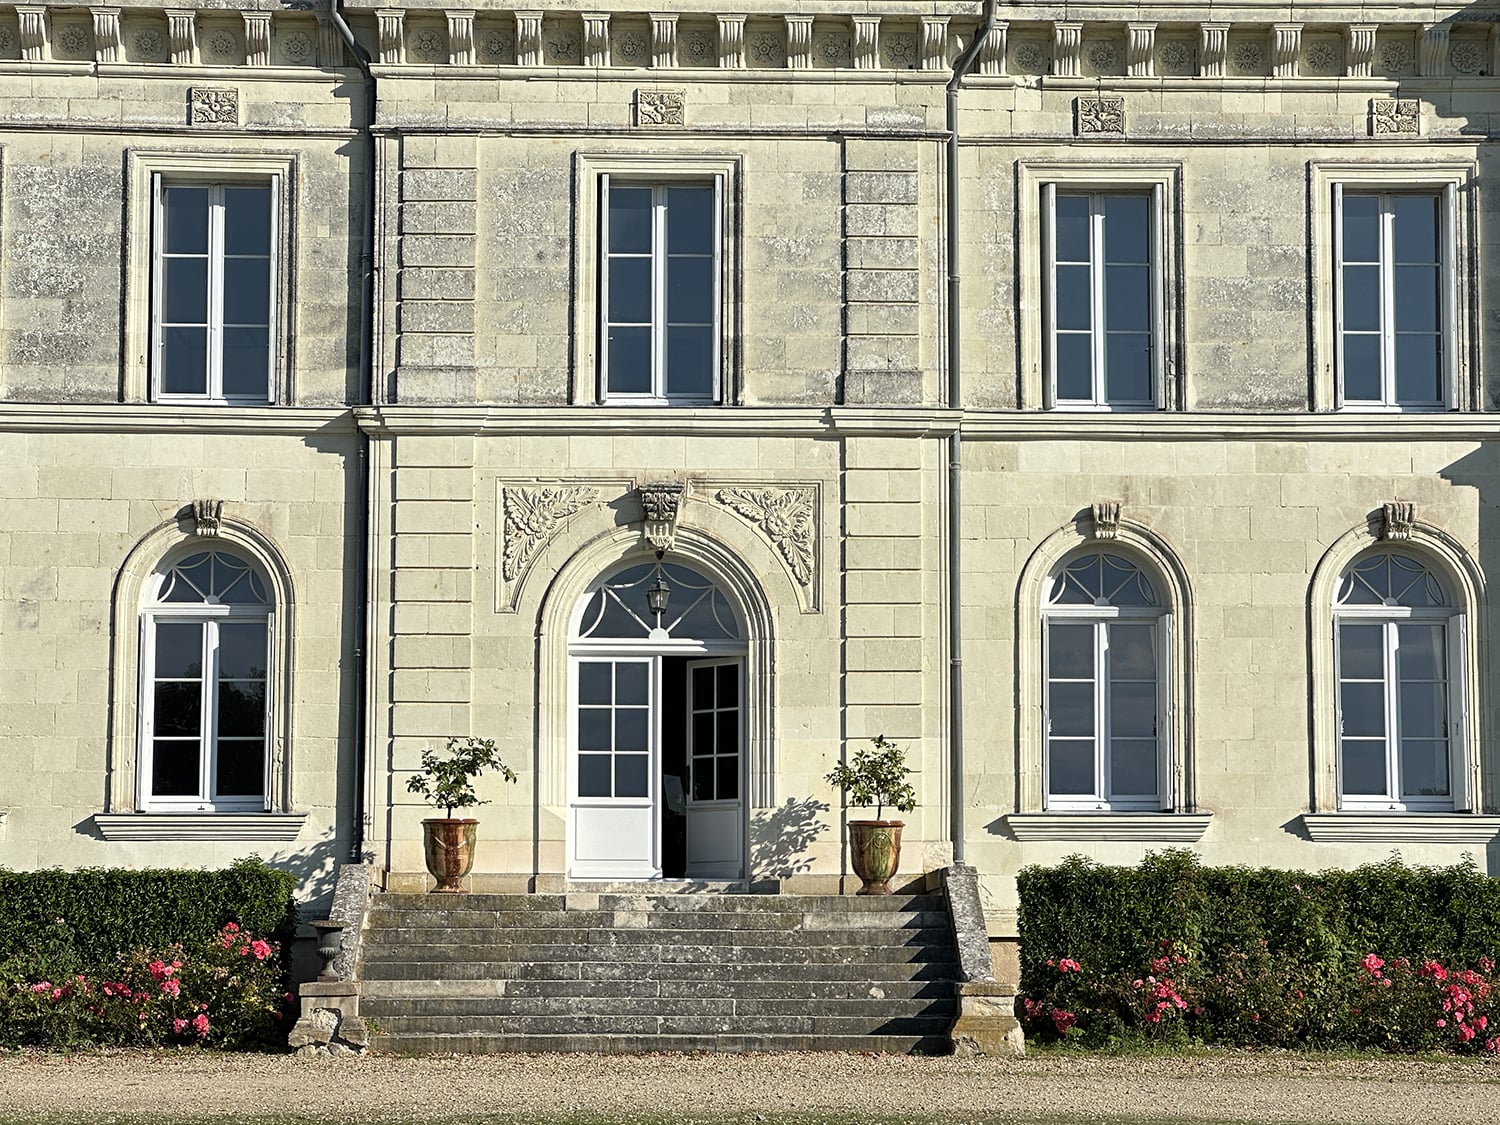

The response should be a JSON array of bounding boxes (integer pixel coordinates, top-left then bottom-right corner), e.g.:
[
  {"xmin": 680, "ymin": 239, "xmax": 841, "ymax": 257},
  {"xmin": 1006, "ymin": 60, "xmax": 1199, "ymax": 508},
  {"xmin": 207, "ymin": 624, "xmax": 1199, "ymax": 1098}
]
[
  {"xmin": 1017, "ymin": 851, "xmax": 1500, "ymax": 1051},
  {"xmin": 0, "ymin": 857, "xmax": 299, "ymax": 979}
]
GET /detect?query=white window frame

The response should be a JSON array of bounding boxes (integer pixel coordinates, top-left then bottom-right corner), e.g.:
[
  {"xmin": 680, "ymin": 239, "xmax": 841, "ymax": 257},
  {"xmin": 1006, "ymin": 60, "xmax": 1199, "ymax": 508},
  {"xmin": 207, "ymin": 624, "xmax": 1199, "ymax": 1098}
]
[
  {"xmin": 571, "ymin": 152, "xmax": 742, "ymax": 407},
  {"xmin": 1310, "ymin": 161, "xmax": 1475, "ymax": 413},
  {"xmin": 137, "ymin": 556, "xmax": 275, "ymax": 813},
  {"xmin": 123, "ymin": 151, "xmax": 296, "ymax": 405},
  {"xmin": 1042, "ymin": 559, "xmax": 1172, "ymax": 812},
  {"xmin": 1017, "ymin": 162, "xmax": 1181, "ymax": 411}
]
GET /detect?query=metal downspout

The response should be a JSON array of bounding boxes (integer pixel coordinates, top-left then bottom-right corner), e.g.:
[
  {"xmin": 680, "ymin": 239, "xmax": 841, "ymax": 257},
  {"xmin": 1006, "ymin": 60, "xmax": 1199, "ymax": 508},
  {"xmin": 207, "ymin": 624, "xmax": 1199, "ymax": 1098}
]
[
  {"xmin": 329, "ymin": 0, "xmax": 376, "ymax": 864},
  {"xmin": 945, "ymin": 1, "xmax": 998, "ymax": 865}
]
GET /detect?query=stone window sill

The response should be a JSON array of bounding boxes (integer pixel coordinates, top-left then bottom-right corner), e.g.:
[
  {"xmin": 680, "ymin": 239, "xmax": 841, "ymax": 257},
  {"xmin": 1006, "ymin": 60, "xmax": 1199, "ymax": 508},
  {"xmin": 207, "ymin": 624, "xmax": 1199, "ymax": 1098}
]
[
  {"xmin": 93, "ymin": 813, "xmax": 307, "ymax": 843},
  {"xmin": 1005, "ymin": 813, "xmax": 1212, "ymax": 843},
  {"xmin": 1301, "ymin": 813, "xmax": 1500, "ymax": 844}
]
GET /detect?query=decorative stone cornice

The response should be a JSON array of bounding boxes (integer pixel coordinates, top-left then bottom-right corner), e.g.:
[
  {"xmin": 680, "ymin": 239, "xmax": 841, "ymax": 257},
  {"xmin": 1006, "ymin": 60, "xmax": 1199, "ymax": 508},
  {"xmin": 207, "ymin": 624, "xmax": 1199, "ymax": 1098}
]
[
  {"xmin": 1005, "ymin": 813, "xmax": 1213, "ymax": 843},
  {"xmin": 714, "ymin": 486, "xmax": 815, "ymax": 588},
  {"xmin": 501, "ymin": 485, "xmax": 598, "ymax": 581},
  {"xmin": 1302, "ymin": 813, "xmax": 1500, "ymax": 844}
]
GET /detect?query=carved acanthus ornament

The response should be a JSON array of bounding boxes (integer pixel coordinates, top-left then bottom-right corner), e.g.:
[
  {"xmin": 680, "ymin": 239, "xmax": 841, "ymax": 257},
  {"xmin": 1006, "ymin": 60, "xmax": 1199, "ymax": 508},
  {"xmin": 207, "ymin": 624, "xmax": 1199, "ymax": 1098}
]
[
  {"xmin": 976, "ymin": 21, "xmax": 1006, "ymax": 76},
  {"xmin": 1346, "ymin": 24, "xmax": 1375, "ymax": 77},
  {"xmin": 1126, "ymin": 23, "xmax": 1154, "ymax": 78},
  {"xmin": 193, "ymin": 499, "xmax": 224, "ymax": 538},
  {"xmin": 448, "ymin": 10, "xmax": 476, "ymax": 65},
  {"xmin": 716, "ymin": 488, "xmax": 815, "ymax": 588},
  {"xmin": 501, "ymin": 487, "xmax": 598, "ymax": 581},
  {"xmin": 1271, "ymin": 23, "xmax": 1300, "ymax": 78},
  {"xmin": 918, "ymin": 16, "xmax": 946, "ymax": 71},
  {"xmin": 1077, "ymin": 96, "xmax": 1124, "ymax": 136},
  {"xmin": 638, "ymin": 481, "xmax": 686, "ymax": 554},
  {"xmin": 716, "ymin": 14, "xmax": 744, "ymax": 68},
  {"xmin": 1381, "ymin": 502, "xmax": 1416, "ymax": 542},
  {"xmin": 189, "ymin": 87, "xmax": 239, "ymax": 126},
  {"xmin": 1371, "ymin": 98, "xmax": 1419, "ymax": 136},
  {"xmin": 1090, "ymin": 501, "xmax": 1122, "ymax": 541},
  {"xmin": 1052, "ymin": 21, "xmax": 1080, "ymax": 76},
  {"xmin": 1198, "ymin": 22, "xmax": 1227, "ymax": 78},
  {"xmin": 636, "ymin": 88, "xmax": 684, "ymax": 125}
]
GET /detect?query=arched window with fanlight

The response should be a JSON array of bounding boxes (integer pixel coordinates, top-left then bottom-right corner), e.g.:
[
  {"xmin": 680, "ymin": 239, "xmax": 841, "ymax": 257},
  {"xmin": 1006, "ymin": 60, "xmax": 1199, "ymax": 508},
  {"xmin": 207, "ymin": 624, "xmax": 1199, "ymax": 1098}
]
[
  {"xmin": 1334, "ymin": 550, "xmax": 1466, "ymax": 811},
  {"xmin": 1042, "ymin": 551, "xmax": 1171, "ymax": 811},
  {"xmin": 139, "ymin": 548, "xmax": 273, "ymax": 811}
]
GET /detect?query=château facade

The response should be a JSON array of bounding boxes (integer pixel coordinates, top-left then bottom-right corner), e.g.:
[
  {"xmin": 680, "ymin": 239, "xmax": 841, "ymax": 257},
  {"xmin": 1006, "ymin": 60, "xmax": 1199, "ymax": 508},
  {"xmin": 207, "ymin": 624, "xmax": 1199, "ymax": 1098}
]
[{"xmin": 3, "ymin": 0, "xmax": 1500, "ymax": 952}]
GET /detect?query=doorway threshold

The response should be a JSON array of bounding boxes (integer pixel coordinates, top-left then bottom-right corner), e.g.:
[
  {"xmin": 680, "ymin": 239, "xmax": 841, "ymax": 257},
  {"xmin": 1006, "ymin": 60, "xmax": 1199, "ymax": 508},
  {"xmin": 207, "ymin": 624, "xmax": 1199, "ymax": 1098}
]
[{"xmin": 559, "ymin": 878, "xmax": 753, "ymax": 894}]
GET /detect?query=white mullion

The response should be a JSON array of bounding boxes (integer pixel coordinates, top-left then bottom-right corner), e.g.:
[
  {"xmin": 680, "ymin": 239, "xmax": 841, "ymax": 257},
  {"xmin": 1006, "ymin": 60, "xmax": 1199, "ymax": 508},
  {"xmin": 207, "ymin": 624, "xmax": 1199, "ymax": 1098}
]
[
  {"xmin": 1379, "ymin": 194, "xmax": 1396, "ymax": 406},
  {"xmin": 598, "ymin": 173, "xmax": 612, "ymax": 402},
  {"xmin": 1150, "ymin": 182, "xmax": 1166, "ymax": 409},
  {"xmin": 1042, "ymin": 183, "xmax": 1058, "ymax": 410},
  {"xmin": 1090, "ymin": 194, "xmax": 1107, "ymax": 406},
  {"xmin": 1442, "ymin": 181, "xmax": 1458, "ymax": 408},
  {"xmin": 1095, "ymin": 618, "xmax": 1109, "ymax": 804},
  {"xmin": 207, "ymin": 185, "xmax": 226, "ymax": 401},
  {"xmin": 651, "ymin": 185, "xmax": 668, "ymax": 400},
  {"xmin": 1447, "ymin": 615, "xmax": 1470, "ymax": 811},
  {"xmin": 1332, "ymin": 183, "xmax": 1346, "ymax": 411}
]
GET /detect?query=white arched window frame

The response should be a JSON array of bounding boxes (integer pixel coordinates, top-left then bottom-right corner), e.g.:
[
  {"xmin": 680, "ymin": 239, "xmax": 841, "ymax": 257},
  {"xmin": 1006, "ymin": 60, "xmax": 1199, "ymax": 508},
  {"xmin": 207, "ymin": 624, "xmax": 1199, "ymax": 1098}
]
[
  {"xmin": 137, "ymin": 548, "xmax": 275, "ymax": 813},
  {"xmin": 1332, "ymin": 551, "xmax": 1467, "ymax": 812},
  {"xmin": 1042, "ymin": 552, "xmax": 1172, "ymax": 812}
]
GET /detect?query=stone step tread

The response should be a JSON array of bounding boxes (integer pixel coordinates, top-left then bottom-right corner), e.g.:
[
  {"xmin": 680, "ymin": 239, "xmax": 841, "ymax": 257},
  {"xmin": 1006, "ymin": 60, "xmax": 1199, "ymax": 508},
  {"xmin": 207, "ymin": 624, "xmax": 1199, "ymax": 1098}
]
[
  {"xmin": 362, "ymin": 925, "xmax": 952, "ymax": 950},
  {"xmin": 360, "ymin": 978, "xmax": 956, "ymax": 1001},
  {"xmin": 371, "ymin": 1032, "xmax": 951, "ymax": 1056},
  {"xmin": 372, "ymin": 893, "xmax": 942, "ymax": 914},
  {"xmin": 361, "ymin": 996, "xmax": 957, "ymax": 1018},
  {"xmin": 360, "ymin": 942, "xmax": 955, "ymax": 966},
  {"xmin": 371, "ymin": 1014, "xmax": 954, "ymax": 1036},
  {"xmin": 358, "ymin": 960, "xmax": 959, "ymax": 983},
  {"xmin": 364, "ymin": 910, "xmax": 949, "ymax": 932}
]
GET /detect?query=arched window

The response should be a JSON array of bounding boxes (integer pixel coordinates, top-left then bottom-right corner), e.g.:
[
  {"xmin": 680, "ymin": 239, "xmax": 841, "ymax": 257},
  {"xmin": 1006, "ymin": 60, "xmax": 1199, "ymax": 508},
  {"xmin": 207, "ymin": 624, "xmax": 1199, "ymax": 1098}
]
[
  {"xmin": 1042, "ymin": 551, "xmax": 1170, "ymax": 811},
  {"xmin": 139, "ymin": 549, "xmax": 273, "ymax": 811},
  {"xmin": 1334, "ymin": 550, "xmax": 1465, "ymax": 811}
]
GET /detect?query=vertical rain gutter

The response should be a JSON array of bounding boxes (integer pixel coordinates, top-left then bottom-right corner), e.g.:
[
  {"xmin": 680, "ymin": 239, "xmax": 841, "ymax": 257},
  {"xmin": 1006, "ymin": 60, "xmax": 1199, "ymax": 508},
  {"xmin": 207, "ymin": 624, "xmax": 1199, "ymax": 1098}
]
[
  {"xmin": 944, "ymin": 0, "xmax": 998, "ymax": 865},
  {"xmin": 329, "ymin": 0, "xmax": 376, "ymax": 863}
]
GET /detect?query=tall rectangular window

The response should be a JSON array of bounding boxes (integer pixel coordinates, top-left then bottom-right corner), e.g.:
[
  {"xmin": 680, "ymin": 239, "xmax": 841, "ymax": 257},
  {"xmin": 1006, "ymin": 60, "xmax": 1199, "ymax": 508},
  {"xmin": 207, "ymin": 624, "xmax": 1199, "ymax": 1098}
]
[
  {"xmin": 600, "ymin": 178, "xmax": 720, "ymax": 403},
  {"xmin": 1045, "ymin": 188, "xmax": 1162, "ymax": 409},
  {"xmin": 153, "ymin": 179, "xmax": 276, "ymax": 403},
  {"xmin": 1336, "ymin": 187, "xmax": 1454, "ymax": 409}
]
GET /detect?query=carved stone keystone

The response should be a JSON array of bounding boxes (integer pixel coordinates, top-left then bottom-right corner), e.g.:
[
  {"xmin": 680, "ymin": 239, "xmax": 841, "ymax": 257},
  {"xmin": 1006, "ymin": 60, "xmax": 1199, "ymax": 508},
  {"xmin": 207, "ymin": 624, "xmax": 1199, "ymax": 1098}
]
[
  {"xmin": 193, "ymin": 499, "xmax": 224, "ymax": 537},
  {"xmin": 1090, "ymin": 501, "xmax": 1122, "ymax": 540},
  {"xmin": 639, "ymin": 480, "xmax": 686, "ymax": 553},
  {"xmin": 1381, "ymin": 501, "xmax": 1416, "ymax": 541}
]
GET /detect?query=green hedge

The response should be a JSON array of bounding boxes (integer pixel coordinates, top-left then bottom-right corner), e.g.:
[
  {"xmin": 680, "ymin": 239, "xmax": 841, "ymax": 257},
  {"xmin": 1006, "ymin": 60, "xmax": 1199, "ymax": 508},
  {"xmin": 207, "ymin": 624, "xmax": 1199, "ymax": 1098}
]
[
  {"xmin": 0, "ymin": 857, "xmax": 299, "ymax": 979},
  {"xmin": 1017, "ymin": 851, "xmax": 1500, "ymax": 1051}
]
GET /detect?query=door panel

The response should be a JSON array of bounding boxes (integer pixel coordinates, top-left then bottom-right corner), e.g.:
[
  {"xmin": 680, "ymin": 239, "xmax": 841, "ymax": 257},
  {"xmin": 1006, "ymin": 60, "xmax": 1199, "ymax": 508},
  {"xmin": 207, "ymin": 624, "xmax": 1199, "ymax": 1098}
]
[
  {"xmin": 569, "ymin": 657, "xmax": 658, "ymax": 879},
  {"xmin": 685, "ymin": 658, "xmax": 743, "ymax": 879}
]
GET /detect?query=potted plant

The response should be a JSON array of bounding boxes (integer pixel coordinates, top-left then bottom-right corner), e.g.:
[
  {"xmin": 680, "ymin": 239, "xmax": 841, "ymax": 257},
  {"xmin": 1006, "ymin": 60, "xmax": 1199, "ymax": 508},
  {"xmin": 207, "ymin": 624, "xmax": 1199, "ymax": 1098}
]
[
  {"xmin": 406, "ymin": 736, "xmax": 517, "ymax": 893},
  {"xmin": 824, "ymin": 734, "xmax": 917, "ymax": 895}
]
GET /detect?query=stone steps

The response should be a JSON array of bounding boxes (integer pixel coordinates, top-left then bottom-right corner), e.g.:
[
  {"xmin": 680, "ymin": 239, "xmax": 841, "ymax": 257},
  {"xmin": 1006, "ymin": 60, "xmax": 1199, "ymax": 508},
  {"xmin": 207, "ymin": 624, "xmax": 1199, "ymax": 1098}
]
[{"xmin": 357, "ymin": 889, "xmax": 960, "ymax": 1054}]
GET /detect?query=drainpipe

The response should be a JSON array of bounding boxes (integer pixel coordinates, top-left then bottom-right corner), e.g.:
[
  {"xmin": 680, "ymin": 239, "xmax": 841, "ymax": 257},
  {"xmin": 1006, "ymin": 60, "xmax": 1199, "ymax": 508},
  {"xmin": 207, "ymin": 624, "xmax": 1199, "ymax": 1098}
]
[
  {"xmin": 329, "ymin": 0, "xmax": 376, "ymax": 864},
  {"xmin": 944, "ymin": 1, "xmax": 998, "ymax": 865}
]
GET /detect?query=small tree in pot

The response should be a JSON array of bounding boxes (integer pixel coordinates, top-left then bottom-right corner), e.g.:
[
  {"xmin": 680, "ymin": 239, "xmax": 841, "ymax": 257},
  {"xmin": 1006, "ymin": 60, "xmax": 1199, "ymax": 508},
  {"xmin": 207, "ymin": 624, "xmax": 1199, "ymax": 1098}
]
[
  {"xmin": 824, "ymin": 735, "xmax": 917, "ymax": 895},
  {"xmin": 407, "ymin": 736, "xmax": 517, "ymax": 893}
]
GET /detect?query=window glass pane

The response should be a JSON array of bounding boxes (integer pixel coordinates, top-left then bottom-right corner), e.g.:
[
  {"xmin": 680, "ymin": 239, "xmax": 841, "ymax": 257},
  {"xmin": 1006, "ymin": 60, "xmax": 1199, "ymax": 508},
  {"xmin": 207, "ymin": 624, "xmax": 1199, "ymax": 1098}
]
[
  {"xmin": 616, "ymin": 662, "xmax": 649, "ymax": 704},
  {"xmin": 164, "ymin": 186, "xmax": 209, "ymax": 254},
  {"xmin": 1048, "ymin": 681, "xmax": 1095, "ymax": 738},
  {"xmin": 578, "ymin": 707, "xmax": 611, "ymax": 752},
  {"xmin": 665, "ymin": 326, "xmax": 714, "ymax": 399},
  {"xmin": 692, "ymin": 711, "xmax": 713, "ymax": 755},
  {"xmin": 716, "ymin": 663, "xmax": 738, "ymax": 707},
  {"xmin": 717, "ymin": 756, "xmax": 738, "ymax": 801},
  {"xmin": 1054, "ymin": 334, "xmax": 1092, "ymax": 401},
  {"xmin": 1398, "ymin": 682, "xmax": 1448, "ymax": 740},
  {"xmin": 164, "ymin": 258, "xmax": 208, "ymax": 325},
  {"xmin": 1108, "ymin": 624, "xmax": 1157, "ymax": 679},
  {"xmin": 716, "ymin": 710, "xmax": 736, "ymax": 757},
  {"xmin": 1105, "ymin": 333, "xmax": 1152, "ymax": 403},
  {"xmin": 1396, "ymin": 623, "xmax": 1446, "ymax": 681},
  {"xmin": 1054, "ymin": 265, "xmax": 1092, "ymax": 331},
  {"xmin": 1394, "ymin": 334, "xmax": 1441, "ymax": 404},
  {"xmin": 692, "ymin": 665, "xmax": 715, "ymax": 702},
  {"xmin": 667, "ymin": 256, "xmax": 715, "ymax": 325},
  {"xmin": 1054, "ymin": 194, "xmax": 1091, "ymax": 263},
  {"xmin": 1393, "ymin": 195, "xmax": 1439, "ymax": 264},
  {"xmin": 222, "ymin": 328, "xmax": 269, "ymax": 398},
  {"xmin": 1341, "ymin": 739, "xmax": 1387, "ymax": 796},
  {"xmin": 615, "ymin": 753, "xmax": 649, "ymax": 798},
  {"xmin": 153, "ymin": 681, "xmax": 201, "ymax": 737},
  {"xmin": 215, "ymin": 738, "xmax": 264, "ymax": 797},
  {"xmin": 1339, "ymin": 554, "xmax": 1448, "ymax": 608},
  {"xmin": 691, "ymin": 757, "xmax": 713, "ymax": 800},
  {"xmin": 1109, "ymin": 739, "xmax": 1158, "ymax": 798},
  {"xmin": 218, "ymin": 679, "xmax": 266, "ymax": 737},
  {"xmin": 224, "ymin": 259, "xmax": 271, "ymax": 327},
  {"xmin": 1340, "ymin": 193, "xmax": 1380, "ymax": 263},
  {"xmin": 1340, "ymin": 681, "xmax": 1385, "ymax": 737},
  {"xmin": 155, "ymin": 621, "xmax": 204, "ymax": 678},
  {"xmin": 578, "ymin": 661, "xmax": 611, "ymax": 705},
  {"xmin": 1340, "ymin": 334, "xmax": 1382, "ymax": 401},
  {"xmin": 578, "ymin": 753, "xmax": 612, "ymax": 797},
  {"xmin": 1341, "ymin": 265, "xmax": 1381, "ymax": 332},
  {"xmin": 608, "ymin": 187, "xmax": 653, "ymax": 254},
  {"xmin": 1105, "ymin": 266, "xmax": 1149, "ymax": 332},
  {"xmin": 1401, "ymin": 740, "xmax": 1450, "ymax": 798},
  {"xmin": 1103, "ymin": 195, "xmax": 1149, "ymax": 264},
  {"xmin": 607, "ymin": 327, "xmax": 652, "ymax": 394},
  {"xmin": 1338, "ymin": 622, "xmax": 1384, "ymax": 680},
  {"xmin": 1394, "ymin": 265, "xmax": 1439, "ymax": 332},
  {"xmin": 222, "ymin": 186, "xmax": 272, "ymax": 256},
  {"xmin": 615, "ymin": 707, "xmax": 648, "ymax": 752},
  {"xmin": 217, "ymin": 623, "xmax": 267, "ymax": 679},
  {"xmin": 1047, "ymin": 622, "xmax": 1093, "ymax": 679},
  {"xmin": 1048, "ymin": 740, "xmax": 1094, "ymax": 796},
  {"xmin": 608, "ymin": 258, "xmax": 652, "ymax": 324},
  {"xmin": 163, "ymin": 327, "xmax": 208, "ymax": 395},
  {"xmin": 665, "ymin": 186, "xmax": 714, "ymax": 255},
  {"xmin": 1109, "ymin": 681, "xmax": 1157, "ymax": 739},
  {"xmin": 152, "ymin": 739, "xmax": 200, "ymax": 797}
]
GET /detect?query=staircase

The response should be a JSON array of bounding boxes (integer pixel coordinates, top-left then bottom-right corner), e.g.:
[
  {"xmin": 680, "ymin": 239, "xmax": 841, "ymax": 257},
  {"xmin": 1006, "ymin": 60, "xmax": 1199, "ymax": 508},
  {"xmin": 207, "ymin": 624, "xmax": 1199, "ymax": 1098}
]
[{"xmin": 357, "ymin": 890, "xmax": 961, "ymax": 1054}]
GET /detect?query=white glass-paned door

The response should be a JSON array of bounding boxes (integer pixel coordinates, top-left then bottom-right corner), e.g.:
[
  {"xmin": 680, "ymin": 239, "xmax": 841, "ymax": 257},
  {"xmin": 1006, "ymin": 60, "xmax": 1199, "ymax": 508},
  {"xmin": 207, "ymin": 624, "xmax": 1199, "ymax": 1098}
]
[{"xmin": 685, "ymin": 658, "xmax": 743, "ymax": 879}]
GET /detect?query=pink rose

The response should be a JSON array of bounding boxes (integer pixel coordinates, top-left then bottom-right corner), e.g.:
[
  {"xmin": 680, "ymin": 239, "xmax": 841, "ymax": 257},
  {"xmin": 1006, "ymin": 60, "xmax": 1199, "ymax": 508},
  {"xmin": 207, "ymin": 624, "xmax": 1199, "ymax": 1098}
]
[
  {"xmin": 250, "ymin": 940, "xmax": 272, "ymax": 961},
  {"xmin": 1361, "ymin": 954, "xmax": 1384, "ymax": 974},
  {"xmin": 160, "ymin": 979, "xmax": 180, "ymax": 998},
  {"xmin": 172, "ymin": 1018, "xmax": 189, "ymax": 1035},
  {"xmin": 192, "ymin": 1013, "xmax": 209, "ymax": 1038}
]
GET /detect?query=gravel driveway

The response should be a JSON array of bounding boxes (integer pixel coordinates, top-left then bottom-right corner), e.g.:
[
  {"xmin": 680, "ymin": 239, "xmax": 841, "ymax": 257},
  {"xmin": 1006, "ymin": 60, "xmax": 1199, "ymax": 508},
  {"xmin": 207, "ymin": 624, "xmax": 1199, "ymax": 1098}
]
[{"xmin": 2, "ymin": 1051, "xmax": 1499, "ymax": 1124}]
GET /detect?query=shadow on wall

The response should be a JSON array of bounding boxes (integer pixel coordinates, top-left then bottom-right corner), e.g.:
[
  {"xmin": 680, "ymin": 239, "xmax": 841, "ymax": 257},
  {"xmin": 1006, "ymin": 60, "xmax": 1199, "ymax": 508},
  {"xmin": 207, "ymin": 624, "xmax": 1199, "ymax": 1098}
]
[{"xmin": 750, "ymin": 796, "xmax": 830, "ymax": 880}]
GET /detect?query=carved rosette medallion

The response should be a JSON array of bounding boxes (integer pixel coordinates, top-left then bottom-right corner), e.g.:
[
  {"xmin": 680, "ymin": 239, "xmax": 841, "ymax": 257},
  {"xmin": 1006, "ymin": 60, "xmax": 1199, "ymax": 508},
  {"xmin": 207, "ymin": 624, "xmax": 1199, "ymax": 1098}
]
[
  {"xmin": 636, "ymin": 89, "xmax": 685, "ymax": 126},
  {"xmin": 1076, "ymin": 96, "xmax": 1125, "ymax": 137},
  {"xmin": 189, "ymin": 87, "xmax": 240, "ymax": 126},
  {"xmin": 501, "ymin": 486, "xmax": 598, "ymax": 582},
  {"xmin": 715, "ymin": 487, "xmax": 815, "ymax": 588},
  {"xmin": 1370, "ymin": 98, "xmax": 1419, "ymax": 136},
  {"xmin": 1158, "ymin": 39, "xmax": 1192, "ymax": 75}
]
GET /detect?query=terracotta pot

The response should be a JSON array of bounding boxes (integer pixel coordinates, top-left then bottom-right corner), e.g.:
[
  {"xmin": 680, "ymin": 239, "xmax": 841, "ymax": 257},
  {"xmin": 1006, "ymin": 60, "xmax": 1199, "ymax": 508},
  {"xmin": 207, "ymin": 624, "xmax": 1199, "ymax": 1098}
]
[
  {"xmin": 847, "ymin": 819, "xmax": 903, "ymax": 896},
  {"xmin": 422, "ymin": 818, "xmax": 479, "ymax": 893}
]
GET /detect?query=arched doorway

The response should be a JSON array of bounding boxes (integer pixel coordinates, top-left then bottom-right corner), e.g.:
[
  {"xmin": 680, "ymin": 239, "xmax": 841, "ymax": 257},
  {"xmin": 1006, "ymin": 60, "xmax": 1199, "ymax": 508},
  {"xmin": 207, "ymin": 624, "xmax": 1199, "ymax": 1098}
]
[{"xmin": 567, "ymin": 559, "xmax": 747, "ymax": 880}]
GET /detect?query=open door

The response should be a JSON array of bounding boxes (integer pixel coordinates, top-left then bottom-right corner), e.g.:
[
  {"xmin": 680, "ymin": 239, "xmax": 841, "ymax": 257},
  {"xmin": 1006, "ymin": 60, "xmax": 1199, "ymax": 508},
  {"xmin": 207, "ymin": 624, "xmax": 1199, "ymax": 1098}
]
[
  {"xmin": 569, "ymin": 657, "xmax": 658, "ymax": 879},
  {"xmin": 685, "ymin": 658, "xmax": 743, "ymax": 879}
]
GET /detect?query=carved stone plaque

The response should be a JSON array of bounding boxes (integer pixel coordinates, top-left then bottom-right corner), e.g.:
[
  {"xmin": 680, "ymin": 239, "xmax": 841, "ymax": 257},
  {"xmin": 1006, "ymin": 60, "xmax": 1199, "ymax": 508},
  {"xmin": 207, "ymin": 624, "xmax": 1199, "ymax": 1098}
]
[
  {"xmin": 1076, "ymin": 95, "xmax": 1125, "ymax": 136},
  {"xmin": 189, "ymin": 87, "xmax": 240, "ymax": 126},
  {"xmin": 1370, "ymin": 98, "xmax": 1419, "ymax": 135},
  {"xmin": 635, "ymin": 89, "xmax": 685, "ymax": 126}
]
